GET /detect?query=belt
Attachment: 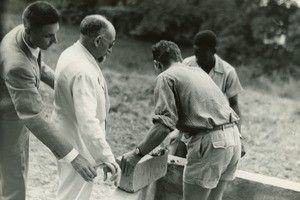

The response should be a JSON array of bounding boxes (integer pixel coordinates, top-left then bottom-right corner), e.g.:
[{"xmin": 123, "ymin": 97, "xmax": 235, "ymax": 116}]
[
  {"xmin": 210, "ymin": 123, "xmax": 235, "ymax": 131},
  {"xmin": 184, "ymin": 122, "xmax": 236, "ymax": 135},
  {"xmin": 192, "ymin": 123, "xmax": 236, "ymax": 134}
]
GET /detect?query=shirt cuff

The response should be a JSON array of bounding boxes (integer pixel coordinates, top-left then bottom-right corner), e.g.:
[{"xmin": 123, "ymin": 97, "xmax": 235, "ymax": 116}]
[{"xmin": 58, "ymin": 148, "xmax": 79, "ymax": 163}]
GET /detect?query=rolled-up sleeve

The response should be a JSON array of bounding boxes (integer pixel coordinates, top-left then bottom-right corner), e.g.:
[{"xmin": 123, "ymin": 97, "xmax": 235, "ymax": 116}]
[
  {"xmin": 5, "ymin": 66, "xmax": 44, "ymax": 120},
  {"xmin": 72, "ymin": 73, "xmax": 115, "ymax": 164},
  {"xmin": 152, "ymin": 75, "xmax": 178, "ymax": 131}
]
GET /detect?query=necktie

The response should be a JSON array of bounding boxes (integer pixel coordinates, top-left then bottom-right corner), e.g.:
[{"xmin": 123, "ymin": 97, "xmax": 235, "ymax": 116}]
[{"xmin": 37, "ymin": 51, "xmax": 42, "ymax": 68}]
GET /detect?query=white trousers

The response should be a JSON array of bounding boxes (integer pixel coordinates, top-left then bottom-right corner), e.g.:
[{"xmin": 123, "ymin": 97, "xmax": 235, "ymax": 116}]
[{"xmin": 56, "ymin": 162, "xmax": 93, "ymax": 200}]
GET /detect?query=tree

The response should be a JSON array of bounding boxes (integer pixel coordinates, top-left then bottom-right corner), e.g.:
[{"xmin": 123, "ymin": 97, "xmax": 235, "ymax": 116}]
[
  {"xmin": 58, "ymin": 0, "xmax": 300, "ymax": 77},
  {"xmin": 286, "ymin": 10, "xmax": 300, "ymax": 63}
]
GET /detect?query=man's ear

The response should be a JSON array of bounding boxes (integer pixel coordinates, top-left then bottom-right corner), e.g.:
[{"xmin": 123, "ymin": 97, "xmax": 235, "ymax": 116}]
[
  {"xmin": 157, "ymin": 62, "xmax": 164, "ymax": 71},
  {"xmin": 213, "ymin": 47, "xmax": 217, "ymax": 54},
  {"xmin": 154, "ymin": 60, "xmax": 163, "ymax": 70},
  {"xmin": 154, "ymin": 60, "xmax": 159, "ymax": 70},
  {"xmin": 157, "ymin": 62, "xmax": 163, "ymax": 70},
  {"xmin": 24, "ymin": 27, "xmax": 31, "ymax": 35},
  {"xmin": 94, "ymin": 35, "xmax": 101, "ymax": 47}
]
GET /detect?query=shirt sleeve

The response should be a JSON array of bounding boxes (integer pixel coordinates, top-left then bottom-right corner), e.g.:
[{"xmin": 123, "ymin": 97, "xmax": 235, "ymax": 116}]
[
  {"xmin": 58, "ymin": 148, "xmax": 79, "ymax": 163},
  {"xmin": 5, "ymin": 66, "xmax": 44, "ymax": 120},
  {"xmin": 225, "ymin": 68, "xmax": 243, "ymax": 99},
  {"xmin": 5, "ymin": 66, "xmax": 75, "ymax": 159},
  {"xmin": 152, "ymin": 75, "xmax": 178, "ymax": 131},
  {"xmin": 72, "ymin": 73, "xmax": 115, "ymax": 164}
]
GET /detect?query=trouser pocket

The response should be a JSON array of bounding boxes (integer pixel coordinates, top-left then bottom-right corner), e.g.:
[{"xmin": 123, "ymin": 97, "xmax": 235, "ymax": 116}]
[
  {"xmin": 186, "ymin": 134, "xmax": 211, "ymax": 162},
  {"xmin": 210, "ymin": 128, "xmax": 235, "ymax": 169}
]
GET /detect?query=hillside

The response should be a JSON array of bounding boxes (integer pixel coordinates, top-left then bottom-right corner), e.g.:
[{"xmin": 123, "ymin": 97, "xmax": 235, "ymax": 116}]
[{"xmin": 27, "ymin": 70, "xmax": 300, "ymax": 199}]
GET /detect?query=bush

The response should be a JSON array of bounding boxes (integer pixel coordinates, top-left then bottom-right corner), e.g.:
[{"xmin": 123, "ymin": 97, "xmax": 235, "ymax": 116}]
[
  {"xmin": 58, "ymin": 0, "xmax": 98, "ymax": 25},
  {"xmin": 97, "ymin": 0, "xmax": 201, "ymax": 43},
  {"xmin": 96, "ymin": 6, "xmax": 141, "ymax": 34},
  {"xmin": 128, "ymin": 0, "xmax": 201, "ymax": 44},
  {"xmin": 55, "ymin": 0, "xmax": 300, "ymax": 78}
]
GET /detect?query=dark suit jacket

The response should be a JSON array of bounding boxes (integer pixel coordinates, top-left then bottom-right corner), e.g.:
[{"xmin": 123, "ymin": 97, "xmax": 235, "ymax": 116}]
[{"xmin": 0, "ymin": 25, "xmax": 56, "ymax": 156}]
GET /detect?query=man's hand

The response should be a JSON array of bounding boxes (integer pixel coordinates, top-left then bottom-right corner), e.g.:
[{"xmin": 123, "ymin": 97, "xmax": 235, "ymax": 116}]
[
  {"xmin": 166, "ymin": 129, "xmax": 181, "ymax": 155},
  {"xmin": 120, "ymin": 150, "xmax": 142, "ymax": 176},
  {"xmin": 102, "ymin": 162, "xmax": 121, "ymax": 187},
  {"xmin": 241, "ymin": 141, "xmax": 246, "ymax": 158},
  {"xmin": 168, "ymin": 129, "xmax": 181, "ymax": 145},
  {"xmin": 71, "ymin": 154, "xmax": 97, "ymax": 182}
]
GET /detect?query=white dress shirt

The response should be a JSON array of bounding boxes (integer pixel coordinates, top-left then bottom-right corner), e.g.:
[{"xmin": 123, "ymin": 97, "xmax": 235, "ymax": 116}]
[{"xmin": 52, "ymin": 41, "xmax": 115, "ymax": 166}]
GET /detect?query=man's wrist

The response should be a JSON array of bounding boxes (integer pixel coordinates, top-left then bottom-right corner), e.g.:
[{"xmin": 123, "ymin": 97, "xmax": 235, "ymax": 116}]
[{"xmin": 135, "ymin": 147, "xmax": 144, "ymax": 157}]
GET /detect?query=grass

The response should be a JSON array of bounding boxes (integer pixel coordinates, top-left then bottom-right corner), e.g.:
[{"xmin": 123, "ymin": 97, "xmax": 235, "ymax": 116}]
[{"xmin": 2, "ymin": 11, "xmax": 300, "ymax": 199}]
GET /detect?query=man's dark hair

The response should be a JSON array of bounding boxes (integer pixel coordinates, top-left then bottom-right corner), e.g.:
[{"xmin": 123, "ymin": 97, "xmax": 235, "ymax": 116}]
[
  {"xmin": 80, "ymin": 15, "xmax": 109, "ymax": 38},
  {"xmin": 22, "ymin": 1, "xmax": 60, "ymax": 29},
  {"xmin": 152, "ymin": 40, "xmax": 182, "ymax": 66},
  {"xmin": 194, "ymin": 30, "xmax": 217, "ymax": 49}
]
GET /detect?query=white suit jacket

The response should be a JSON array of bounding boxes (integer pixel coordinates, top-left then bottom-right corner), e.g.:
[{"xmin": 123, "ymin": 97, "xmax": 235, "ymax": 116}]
[{"xmin": 52, "ymin": 41, "xmax": 115, "ymax": 165}]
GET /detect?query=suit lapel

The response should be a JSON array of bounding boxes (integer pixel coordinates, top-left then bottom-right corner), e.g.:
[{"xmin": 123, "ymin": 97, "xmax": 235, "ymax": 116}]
[{"xmin": 16, "ymin": 28, "xmax": 41, "ymax": 87}]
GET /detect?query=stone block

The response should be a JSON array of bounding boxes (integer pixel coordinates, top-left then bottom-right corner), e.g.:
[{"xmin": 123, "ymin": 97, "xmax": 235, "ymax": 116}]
[
  {"xmin": 156, "ymin": 155, "xmax": 300, "ymax": 200},
  {"xmin": 224, "ymin": 170, "xmax": 300, "ymax": 200},
  {"xmin": 117, "ymin": 149, "xmax": 168, "ymax": 193},
  {"xmin": 155, "ymin": 155, "xmax": 185, "ymax": 200}
]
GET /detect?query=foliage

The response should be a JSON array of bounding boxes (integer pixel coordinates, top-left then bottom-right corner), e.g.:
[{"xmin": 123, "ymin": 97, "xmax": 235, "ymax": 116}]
[
  {"xmin": 97, "ymin": 6, "xmax": 141, "ymax": 34},
  {"xmin": 236, "ymin": 0, "xmax": 298, "ymax": 74},
  {"xmin": 2, "ymin": 0, "xmax": 300, "ymax": 78},
  {"xmin": 97, "ymin": 0, "xmax": 299, "ymax": 78},
  {"xmin": 58, "ymin": 0, "xmax": 98, "ymax": 25},
  {"xmin": 0, "ymin": 1, "xmax": 4, "ymax": 40},
  {"xmin": 57, "ymin": 0, "xmax": 126, "ymax": 25},
  {"xmin": 127, "ymin": 0, "xmax": 201, "ymax": 43},
  {"xmin": 286, "ymin": 9, "xmax": 300, "ymax": 67}
]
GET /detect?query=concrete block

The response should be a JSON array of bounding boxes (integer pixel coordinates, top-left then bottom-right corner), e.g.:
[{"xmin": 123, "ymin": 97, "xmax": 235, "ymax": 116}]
[
  {"xmin": 224, "ymin": 170, "xmax": 300, "ymax": 200},
  {"xmin": 103, "ymin": 155, "xmax": 300, "ymax": 200},
  {"xmin": 155, "ymin": 155, "xmax": 185, "ymax": 200},
  {"xmin": 117, "ymin": 150, "xmax": 168, "ymax": 193},
  {"xmin": 156, "ymin": 155, "xmax": 300, "ymax": 200}
]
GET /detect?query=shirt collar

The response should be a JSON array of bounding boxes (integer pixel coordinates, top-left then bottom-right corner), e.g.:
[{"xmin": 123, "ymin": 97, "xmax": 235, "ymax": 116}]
[
  {"xmin": 76, "ymin": 41, "xmax": 99, "ymax": 67},
  {"xmin": 22, "ymin": 31, "xmax": 40, "ymax": 59},
  {"xmin": 75, "ymin": 41, "xmax": 104, "ymax": 77},
  {"xmin": 212, "ymin": 54, "xmax": 224, "ymax": 73},
  {"xmin": 171, "ymin": 62, "xmax": 182, "ymax": 67},
  {"xmin": 168, "ymin": 62, "xmax": 184, "ymax": 71}
]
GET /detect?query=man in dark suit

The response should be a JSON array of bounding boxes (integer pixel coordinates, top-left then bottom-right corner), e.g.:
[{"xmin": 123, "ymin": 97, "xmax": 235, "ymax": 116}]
[{"xmin": 0, "ymin": 2, "xmax": 97, "ymax": 199}]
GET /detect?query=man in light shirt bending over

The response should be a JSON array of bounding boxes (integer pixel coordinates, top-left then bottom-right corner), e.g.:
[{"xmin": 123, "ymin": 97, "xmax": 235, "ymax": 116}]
[{"xmin": 52, "ymin": 15, "xmax": 120, "ymax": 200}]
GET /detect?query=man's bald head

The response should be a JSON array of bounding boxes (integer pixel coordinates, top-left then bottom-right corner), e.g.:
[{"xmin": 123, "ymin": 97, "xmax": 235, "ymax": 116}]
[
  {"xmin": 80, "ymin": 15, "xmax": 114, "ymax": 38},
  {"xmin": 79, "ymin": 15, "xmax": 116, "ymax": 63}
]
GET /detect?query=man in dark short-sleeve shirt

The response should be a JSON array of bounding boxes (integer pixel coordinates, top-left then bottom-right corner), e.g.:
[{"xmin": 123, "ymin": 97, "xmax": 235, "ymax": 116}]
[
  {"xmin": 121, "ymin": 41, "xmax": 241, "ymax": 200},
  {"xmin": 0, "ymin": 2, "xmax": 96, "ymax": 199},
  {"xmin": 170, "ymin": 30, "xmax": 245, "ymax": 158}
]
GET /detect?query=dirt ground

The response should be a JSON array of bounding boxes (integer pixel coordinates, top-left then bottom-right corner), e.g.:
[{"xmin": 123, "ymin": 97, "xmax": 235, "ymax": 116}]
[{"xmin": 25, "ymin": 69, "xmax": 300, "ymax": 199}]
